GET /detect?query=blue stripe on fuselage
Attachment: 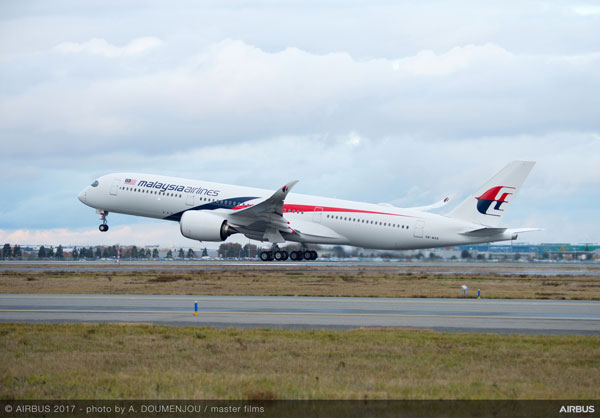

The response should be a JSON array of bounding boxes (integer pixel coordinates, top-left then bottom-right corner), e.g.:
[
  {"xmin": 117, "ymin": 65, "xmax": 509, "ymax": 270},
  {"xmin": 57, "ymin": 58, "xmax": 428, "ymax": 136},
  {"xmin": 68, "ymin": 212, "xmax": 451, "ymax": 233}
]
[{"xmin": 164, "ymin": 196, "xmax": 259, "ymax": 221}]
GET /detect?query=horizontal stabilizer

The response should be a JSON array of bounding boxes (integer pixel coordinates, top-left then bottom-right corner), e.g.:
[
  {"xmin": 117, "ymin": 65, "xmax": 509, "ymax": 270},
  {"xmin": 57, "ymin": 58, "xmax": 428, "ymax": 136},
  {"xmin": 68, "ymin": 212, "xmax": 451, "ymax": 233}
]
[
  {"xmin": 461, "ymin": 226, "xmax": 542, "ymax": 240},
  {"xmin": 505, "ymin": 227, "xmax": 544, "ymax": 234},
  {"xmin": 460, "ymin": 227, "xmax": 506, "ymax": 237}
]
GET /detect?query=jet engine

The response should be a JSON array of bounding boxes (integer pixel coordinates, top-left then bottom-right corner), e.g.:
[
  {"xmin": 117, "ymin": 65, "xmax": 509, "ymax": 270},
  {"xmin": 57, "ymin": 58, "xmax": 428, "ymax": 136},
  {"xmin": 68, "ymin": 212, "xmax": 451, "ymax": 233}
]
[{"xmin": 179, "ymin": 211, "xmax": 237, "ymax": 242}]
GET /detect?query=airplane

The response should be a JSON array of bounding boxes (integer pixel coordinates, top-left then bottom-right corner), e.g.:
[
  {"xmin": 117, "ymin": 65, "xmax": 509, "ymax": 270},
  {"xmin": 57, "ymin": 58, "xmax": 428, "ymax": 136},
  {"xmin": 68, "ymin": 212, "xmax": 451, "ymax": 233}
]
[{"xmin": 77, "ymin": 161, "xmax": 539, "ymax": 261}]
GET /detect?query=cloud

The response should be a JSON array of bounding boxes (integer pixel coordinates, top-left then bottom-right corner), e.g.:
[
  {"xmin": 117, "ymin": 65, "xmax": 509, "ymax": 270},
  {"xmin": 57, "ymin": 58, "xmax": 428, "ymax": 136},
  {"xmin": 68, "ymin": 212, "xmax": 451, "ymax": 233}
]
[
  {"xmin": 54, "ymin": 36, "xmax": 164, "ymax": 58},
  {"xmin": 0, "ymin": 222, "xmax": 193, "ymax": 248},
  {"xmin": 571, "ymin": 5, "xmax": 600, "ymax": 16},
  {"xmin": 2, "ymin": 38, "xmax": 599, "ymax": 159},
  {"xmin": 392, "ymin": 44, "xmax": 513, "ymax": 76}
]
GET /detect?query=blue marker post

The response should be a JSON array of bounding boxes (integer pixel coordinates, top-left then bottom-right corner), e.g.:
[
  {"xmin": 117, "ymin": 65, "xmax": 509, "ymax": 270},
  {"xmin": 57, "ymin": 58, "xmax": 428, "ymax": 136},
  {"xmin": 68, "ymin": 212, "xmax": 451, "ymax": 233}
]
[
  {"xmin": 477, "ymin": 289, "xmax": 481, "ymax": 299},
  {"xmin": 194, "ymin": 301, "xmax": 198, "ymax": 316}
]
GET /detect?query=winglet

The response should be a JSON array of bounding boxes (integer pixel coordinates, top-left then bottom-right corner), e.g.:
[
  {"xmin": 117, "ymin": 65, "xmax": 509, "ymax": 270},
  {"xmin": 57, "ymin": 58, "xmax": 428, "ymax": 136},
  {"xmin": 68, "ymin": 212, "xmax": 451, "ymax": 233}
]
[
  {"xmin": 408, "ymin": 195, "xmax": 454, "ymax": 212},
  {"xmin": 273, "ymin": 180, "xmax": 298, "ymax": 200}
]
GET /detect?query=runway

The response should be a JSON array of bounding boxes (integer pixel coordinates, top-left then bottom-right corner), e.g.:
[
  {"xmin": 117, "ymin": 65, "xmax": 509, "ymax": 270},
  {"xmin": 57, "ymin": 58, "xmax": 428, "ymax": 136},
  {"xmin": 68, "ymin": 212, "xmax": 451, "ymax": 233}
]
[{"xmin": 1, "ymin": 294, "xmax": 599, "ymax": 335}]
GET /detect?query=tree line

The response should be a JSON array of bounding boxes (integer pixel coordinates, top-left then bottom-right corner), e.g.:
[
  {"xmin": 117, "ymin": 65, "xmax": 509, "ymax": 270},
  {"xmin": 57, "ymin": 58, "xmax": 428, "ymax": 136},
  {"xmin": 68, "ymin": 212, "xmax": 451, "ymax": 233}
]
[
  {"xmin": 1, "ymin": 243, "xmax": 207, "ymax": 260},
  {"xmin": 217, "ymin": 243, "xmax": 260, "ymax": 259}
]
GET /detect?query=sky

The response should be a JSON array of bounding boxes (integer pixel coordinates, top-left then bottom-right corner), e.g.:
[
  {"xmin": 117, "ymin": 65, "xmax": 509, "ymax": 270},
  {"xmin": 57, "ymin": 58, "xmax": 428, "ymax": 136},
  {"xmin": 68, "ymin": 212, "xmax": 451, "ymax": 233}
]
[{"xmin": 0, "ymin": 0, "xmax": 599, "ymax": 248}]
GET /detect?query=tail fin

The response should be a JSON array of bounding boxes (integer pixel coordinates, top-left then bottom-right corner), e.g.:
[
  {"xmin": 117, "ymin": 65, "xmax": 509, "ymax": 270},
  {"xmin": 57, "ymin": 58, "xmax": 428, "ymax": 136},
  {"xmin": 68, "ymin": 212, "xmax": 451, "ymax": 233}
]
[{"xmin": 448, "ymin": 161, "xmax": 535, "ymax": 227}]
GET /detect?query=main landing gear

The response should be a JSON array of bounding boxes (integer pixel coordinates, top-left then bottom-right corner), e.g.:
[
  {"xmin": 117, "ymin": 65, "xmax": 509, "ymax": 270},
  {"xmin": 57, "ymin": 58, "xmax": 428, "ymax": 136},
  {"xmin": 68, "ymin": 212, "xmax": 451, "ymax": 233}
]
[
  {"xmin": 98, "ymin": 211, "xmax": 109, "ymax": 232},
  {"xmin": 259, "ymin": 246, "xmax": 318, "ymax": 262}
]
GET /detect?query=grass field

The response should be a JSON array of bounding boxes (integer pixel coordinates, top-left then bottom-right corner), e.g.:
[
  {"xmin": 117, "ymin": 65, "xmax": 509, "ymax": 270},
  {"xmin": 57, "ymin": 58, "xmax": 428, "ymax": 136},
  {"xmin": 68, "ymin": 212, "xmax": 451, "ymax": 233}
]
[
  {"xmin": 1, "ymin": 323, "xmax": 598, "ymax": 399},
  {"xmin": 1, "ymin": 268, "xmax": 599, "ymax": 299}
]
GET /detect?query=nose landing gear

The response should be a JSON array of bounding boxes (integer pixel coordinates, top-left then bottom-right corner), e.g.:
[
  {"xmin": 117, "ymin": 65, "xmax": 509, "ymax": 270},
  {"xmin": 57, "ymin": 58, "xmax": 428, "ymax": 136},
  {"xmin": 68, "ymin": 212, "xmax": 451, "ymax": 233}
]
[{"xmin": 98, "ymin": 211, "xmax": 109, "ymax": 232}]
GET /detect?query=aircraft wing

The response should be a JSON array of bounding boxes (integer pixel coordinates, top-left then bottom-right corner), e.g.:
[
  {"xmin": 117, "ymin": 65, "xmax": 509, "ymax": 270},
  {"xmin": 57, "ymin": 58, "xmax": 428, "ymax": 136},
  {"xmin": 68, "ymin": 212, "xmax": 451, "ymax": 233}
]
[
  {"xmin": 227, "ymin": 180, "xmax": 346, "ymax": 243},
  {"xmin": 227, "ymin": 180, "xmax": 298, "ymax": 243}
]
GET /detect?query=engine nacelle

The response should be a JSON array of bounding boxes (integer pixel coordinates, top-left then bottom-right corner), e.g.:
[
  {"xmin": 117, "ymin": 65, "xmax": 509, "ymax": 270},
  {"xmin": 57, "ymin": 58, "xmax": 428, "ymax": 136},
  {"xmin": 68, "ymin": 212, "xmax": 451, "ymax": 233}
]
[{"xmin": 179, "ymin": 211, "xmax": 237, "ymax": 242}]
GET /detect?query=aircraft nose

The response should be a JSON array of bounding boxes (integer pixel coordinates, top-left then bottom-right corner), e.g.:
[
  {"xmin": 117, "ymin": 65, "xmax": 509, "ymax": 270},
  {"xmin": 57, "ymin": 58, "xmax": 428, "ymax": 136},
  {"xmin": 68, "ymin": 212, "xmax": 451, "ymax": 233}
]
[{"xmin": 78, "ymin": 189, "xmax": 87, "ymax": 203}]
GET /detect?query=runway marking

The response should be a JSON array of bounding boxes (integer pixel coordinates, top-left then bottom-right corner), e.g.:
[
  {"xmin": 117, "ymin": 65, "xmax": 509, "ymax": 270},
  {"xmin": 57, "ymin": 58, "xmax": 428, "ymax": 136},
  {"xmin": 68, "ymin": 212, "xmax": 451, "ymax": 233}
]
[
  {"xmin": 1, "ymin": 309, "xmax": 599, "ymax": 321},
  {"xmin": 0, "ymin": 294, "xmax": 597, "ymax": 307}
]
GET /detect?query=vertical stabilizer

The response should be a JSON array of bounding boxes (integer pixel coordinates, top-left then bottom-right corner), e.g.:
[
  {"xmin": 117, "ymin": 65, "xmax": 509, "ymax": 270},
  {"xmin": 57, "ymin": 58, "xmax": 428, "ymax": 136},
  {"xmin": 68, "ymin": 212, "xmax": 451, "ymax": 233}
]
[{"xmin": 447, "ymin": 161, "xmax": 535, "ymax": 227}]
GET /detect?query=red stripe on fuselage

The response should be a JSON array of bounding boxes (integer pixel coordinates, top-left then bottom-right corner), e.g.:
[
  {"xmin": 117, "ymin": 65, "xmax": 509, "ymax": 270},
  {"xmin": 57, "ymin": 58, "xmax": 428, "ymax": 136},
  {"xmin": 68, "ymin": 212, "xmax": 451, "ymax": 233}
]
[
  {"xmin": 230, "ymin": 202, "xmax": 418, "ymax": 218},
  {"xmin": 280, "ymin": 204, "xmax": 417, "ymax": 218}
]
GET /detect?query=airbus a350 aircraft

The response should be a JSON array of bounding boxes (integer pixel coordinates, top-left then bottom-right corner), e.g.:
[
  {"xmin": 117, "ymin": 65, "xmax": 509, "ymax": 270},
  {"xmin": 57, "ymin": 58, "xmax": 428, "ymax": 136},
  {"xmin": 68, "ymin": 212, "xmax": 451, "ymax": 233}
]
[{"xmin": 78, "ymin": 161, "xmax": 539, "ymax": 261}]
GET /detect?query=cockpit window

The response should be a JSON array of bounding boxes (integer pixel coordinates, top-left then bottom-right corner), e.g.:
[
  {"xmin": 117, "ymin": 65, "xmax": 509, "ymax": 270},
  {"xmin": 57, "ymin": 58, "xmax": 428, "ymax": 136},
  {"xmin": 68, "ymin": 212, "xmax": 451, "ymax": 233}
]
[{"xmin": 91, "ymin": 180, "xmax": 99, "ymax": 187}]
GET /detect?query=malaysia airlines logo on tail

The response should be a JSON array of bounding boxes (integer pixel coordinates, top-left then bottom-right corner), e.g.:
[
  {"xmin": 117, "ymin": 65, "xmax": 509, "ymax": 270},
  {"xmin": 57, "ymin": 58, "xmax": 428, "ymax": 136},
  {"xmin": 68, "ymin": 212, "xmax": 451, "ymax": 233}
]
[{"xmin": 476, "ymin": 186, "xmax": 515, "ymax": 216}]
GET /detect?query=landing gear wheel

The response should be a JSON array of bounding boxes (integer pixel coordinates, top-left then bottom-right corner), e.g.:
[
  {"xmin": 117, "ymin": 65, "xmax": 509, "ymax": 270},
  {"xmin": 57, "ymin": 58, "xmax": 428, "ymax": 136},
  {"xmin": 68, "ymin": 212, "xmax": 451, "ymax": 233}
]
[
  {"xmin": 290, "ymin": 251, "xmax": 301, "ymax": 261},
  {"xmin": 98, "ymin": 211, "xmax": 109, "ymax": 232},
  {"xmin": 303, "ymin": 250, "xmax": 313, "ymax": 260},
  {"xmin": 274, "ymin": 251, "xmax": 287, "ymax": 261},
  {"xmin": 260, "ymin": 251, "xmax": 270, "ymax": 262},
  {"xmin": 310, "ymin": 250, "xmax": 318, "ymax": 260}
]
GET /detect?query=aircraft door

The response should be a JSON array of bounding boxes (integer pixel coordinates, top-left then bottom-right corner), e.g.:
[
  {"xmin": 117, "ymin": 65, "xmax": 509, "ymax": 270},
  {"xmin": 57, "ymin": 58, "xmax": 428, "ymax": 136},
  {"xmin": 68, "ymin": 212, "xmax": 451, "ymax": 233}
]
[
  {"xmin": 109, "ymin": 179, "xmax": 120, "ymax": 196},
  {"xmin": 413, "ymin": 220, "xmax": 425, "ymax": 238},
  {"xmin": 313, "ymin": 207, "xmax": 323, "ymax": 223},
  {"xmin": 186, "ymin": 194, "xmax": 195, "ymax": 206}
]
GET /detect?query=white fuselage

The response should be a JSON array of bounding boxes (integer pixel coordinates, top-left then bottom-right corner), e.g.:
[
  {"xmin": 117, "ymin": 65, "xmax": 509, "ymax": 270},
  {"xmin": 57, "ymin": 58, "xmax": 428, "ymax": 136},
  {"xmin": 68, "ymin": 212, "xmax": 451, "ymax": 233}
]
[{"xmin": 78, "ymin": 173, "xmax": 517, "ymax": 250}]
